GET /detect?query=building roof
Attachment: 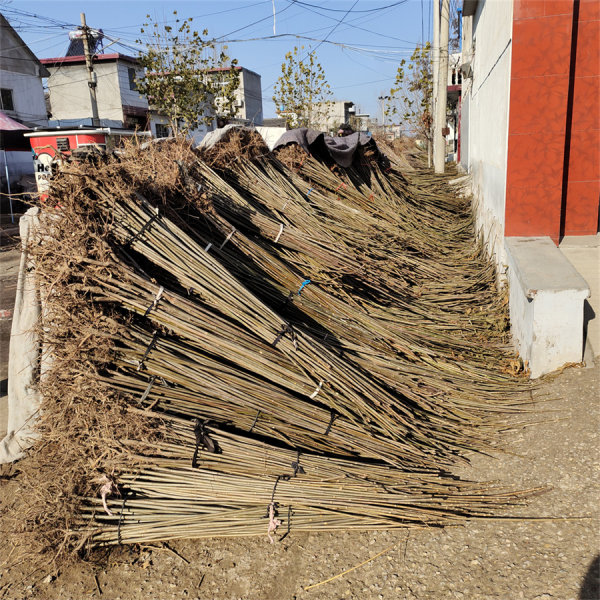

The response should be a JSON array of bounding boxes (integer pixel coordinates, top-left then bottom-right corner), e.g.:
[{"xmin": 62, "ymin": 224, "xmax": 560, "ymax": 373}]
[
  {"xmin": 40, "ymin": 53, "xmax": 140, "ymax": 67},
  {"xmin": 0, "ymin": 110, "xmax": 30, "ymax": 131},
  {"xmin": 0, "ymin": 14, "xmax": 50, "ymax": 77},
  {"xmin": 462, "ymin": 0, "xmax": 479, "ymax": 17}
]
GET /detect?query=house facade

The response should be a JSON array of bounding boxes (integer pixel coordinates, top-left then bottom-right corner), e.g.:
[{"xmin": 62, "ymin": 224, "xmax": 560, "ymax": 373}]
[
  {"xmin": 0, "ymin": 14, "xmax": 49, "ymax": 128},
  {"xmin": 41, "ymin": 53, "xmax": 148, "ymax": 129},
  {"xmin": 210, "ymin": 66, "xmax": 263, "ymax": 126},
  {"xmin": 459, "ymin": 0, "xmax": 599, "ymax": 376},
  {"xmin": 42, "ymin": 54, "xmax": 263, "ymax": 139},
  {"xmin": 0, "ymin": 14, "xmax": 49, "ymax": 193}
]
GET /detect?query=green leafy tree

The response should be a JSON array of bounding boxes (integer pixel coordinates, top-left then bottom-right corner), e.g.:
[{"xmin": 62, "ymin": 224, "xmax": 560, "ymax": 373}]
[
  {"xmin": 136, "ymin": 12, "xmax": 240, "ymax": 135},
  {"xmin": 272, "ymin": 46, "xmax": 332, "ymax": 128},
  {"xmin": 385, "ymin": 43, "xmax": 433, "ymax": 145}
]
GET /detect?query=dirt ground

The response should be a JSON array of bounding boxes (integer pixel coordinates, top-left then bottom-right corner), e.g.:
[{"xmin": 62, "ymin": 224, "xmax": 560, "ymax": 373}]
[{"xmin": 0, "ymin": 252, "xmax": 599, "ymax": 600}]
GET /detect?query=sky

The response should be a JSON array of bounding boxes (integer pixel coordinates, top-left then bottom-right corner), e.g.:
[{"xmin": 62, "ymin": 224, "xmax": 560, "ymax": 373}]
[{"xmin": 1, "ymin": 0, "xmax": 449, "ymax": 122}]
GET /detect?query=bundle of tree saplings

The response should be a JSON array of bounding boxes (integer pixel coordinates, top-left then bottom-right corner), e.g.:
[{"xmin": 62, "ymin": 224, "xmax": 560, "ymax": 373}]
[{"xmin": 11, "ymin": 137, "xmax": 534, "ymax": 559}]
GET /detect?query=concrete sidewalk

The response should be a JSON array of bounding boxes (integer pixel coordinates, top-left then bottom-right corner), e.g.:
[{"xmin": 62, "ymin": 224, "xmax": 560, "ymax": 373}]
[{"xmin": 560, "ymin": 234, "xmax": 600, "ymax": 361}]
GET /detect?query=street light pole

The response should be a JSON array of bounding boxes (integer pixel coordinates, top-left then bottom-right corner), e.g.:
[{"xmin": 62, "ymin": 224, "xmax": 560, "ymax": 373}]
[{"xmin": 431, "ymin": 0, "xmax": 440, "ymax": 168}]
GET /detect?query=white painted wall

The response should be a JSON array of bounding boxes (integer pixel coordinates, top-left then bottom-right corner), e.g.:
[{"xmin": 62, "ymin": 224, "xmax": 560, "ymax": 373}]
[
  {"xmin": 0, "ymin": 15, "xmax": 48, "ymax": 128},
  {"xmin": 239, "ymin": 68, "xmax": 263, "ymax": 125},
  {"xmin": 116, "ymin": 62, "xmax": 147, "ymax": 110},
  {"xmin": 148, "ymin": 112, "xmax": 211, "ymax": 145},
  {"xmin": 461, "ymin": 0, "xmax": 513, "ymax": 268},
  {"xmin": 0, "ymin": 71, "xmax": 47, "ymax": 127},
  {"xmin": 47, "ymin": 60, "xmax": 149, "ymax": 127}
]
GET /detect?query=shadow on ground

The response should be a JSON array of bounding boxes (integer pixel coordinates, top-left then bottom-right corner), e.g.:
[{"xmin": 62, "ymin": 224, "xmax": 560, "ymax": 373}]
[{"xmin": 579, "ymin": 554, "xmax": 599, "ymax": 600}]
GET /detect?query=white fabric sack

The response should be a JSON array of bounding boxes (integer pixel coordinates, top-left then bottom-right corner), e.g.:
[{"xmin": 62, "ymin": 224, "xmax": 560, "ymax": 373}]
[{"xmin": 0, "ymin": 207, "xmax": 42, "ymax": 463}]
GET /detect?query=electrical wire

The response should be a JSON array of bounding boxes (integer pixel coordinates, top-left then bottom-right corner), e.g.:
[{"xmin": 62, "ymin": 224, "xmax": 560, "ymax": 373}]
[
  {"xmin": 304, "ymin": 0, "xmax": 359, "ymax": 56},
  {"xmin": 289, "ymin": 0, "xmax": 408, "ymax": 14},
  {"xmin": 285, "ymin": 0, "xmax": 417, "ymax": 45},
  {"xmin": 105, "ymin": 1, "xmax": 274, "ymax": 32},
  {"xmin": 222, "ymin": 33, "xmax": 415, "ymax": 51},
  {"xmin": 215, "ymin": 2, "xmax": 296, "ymax": 41}
]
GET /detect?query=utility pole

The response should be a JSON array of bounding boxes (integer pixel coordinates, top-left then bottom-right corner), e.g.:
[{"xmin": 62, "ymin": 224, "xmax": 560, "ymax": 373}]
[
  {"xmin": 80, "ymin": 12, "xmax": 100, "ymax": 127},
  {"xmin": 433, "ymin": 0, "xmax": 449, "ymax": 173},
  {"xmin": 430, "ymin": 0, "xmax": 440, "ymax": 168},
  {"xmin": 432, "ymin": 0, "xmax": 440, "ymax": 124}
]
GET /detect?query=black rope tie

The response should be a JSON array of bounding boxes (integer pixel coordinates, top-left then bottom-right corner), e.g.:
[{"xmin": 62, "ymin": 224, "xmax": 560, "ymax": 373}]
[
  {"xmin": 125, "ymin": 210, "xmax": 160, "ymax": 246},
  {"xmin": 249, "ymin": 410, "xmax": 261, "ymax": 432},
  {"xmin": 267, "ymin": 452, "xmax": 306, "ymax": 510},
  {"xmin": 267, "ymin": 474, "xmax": 290, "ymax": 514},
  {"xmin": 324, "ymin": 411, "xmax": 338, "ymax": 436},
  {"xmin": 144, "ymin": 286, "xmax": 164, "ymax": 317},
  {"xmin": 279, "ymin": 505, "xmax": 293, "ymax": 541},
  {"xmin": 291, "ymin": 450, "xmax": 305, "ymax": 476},
  {"xmin": 266, "ymin": 452, "xmax": 305, "ymax": 539},
  {"xmin": 191, "ymin": 419, "xmax": 218, "ymax": 468},
  {"xmin": 282, "ymin": 291, "xmax": 294, "ymax": 309},
  {"xmin": 137, "ymin": 331, "xmax": 158, "ymax": 372},
  {"xmin": 117, "ymin": 491, "xmax": 129, "ymax": 545},
  {"xmin": 272, "ymin": 323, "xmax": 297, "ymax": 350},
  {"xmin": 139, "ymin": 375, "xmax": 156, "ymax": 404}
]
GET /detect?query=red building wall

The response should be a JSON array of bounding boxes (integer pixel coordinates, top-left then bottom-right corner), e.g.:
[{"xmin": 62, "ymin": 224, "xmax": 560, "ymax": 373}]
[
  {"xmin": 563, "ymin": 0, "xmax": 600, "ymax": 235},
  {"xmin": 505, "ymin": 0, "xmax": 600, "ymax": 241}
]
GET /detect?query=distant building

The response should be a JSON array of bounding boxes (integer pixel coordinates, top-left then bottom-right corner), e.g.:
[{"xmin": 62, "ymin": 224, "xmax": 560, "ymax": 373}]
[
  {"xmin": 262, "ymin": 117, "xmax": 288, "ymax": 128},
  {"xmin": 41, "ymin": 48, "xmax": 263, "ymax": 141},
  {"xmin": 209, "ymin": 66, "xmax": 263, "ymax": 126},
  {"xmin": 312, "ymin": 100, "xmax": 357, "ymax": 134}
]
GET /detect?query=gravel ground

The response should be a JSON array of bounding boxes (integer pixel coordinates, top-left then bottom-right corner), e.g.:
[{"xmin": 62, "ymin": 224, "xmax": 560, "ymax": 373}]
[{"xmin": 1, "ymin": 361, "xmax": 597, "ymax": 600}]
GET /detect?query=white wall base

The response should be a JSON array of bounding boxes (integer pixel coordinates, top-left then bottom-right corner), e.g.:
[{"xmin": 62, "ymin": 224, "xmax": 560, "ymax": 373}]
[{"xmin": 505, "ymin": 237, "xmax": 590, "ymax": 378}]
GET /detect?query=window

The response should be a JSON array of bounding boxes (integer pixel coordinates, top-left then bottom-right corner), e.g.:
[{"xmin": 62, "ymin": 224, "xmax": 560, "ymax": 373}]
[
  {"xmin": 0, "ymin": 88, "xmax": 14, "ymax": 111},
  {"xmin": 56, "ymin": 138, "xmax": 70, "ymax": 151},
  {"xmin": 128, "ymin": 68, "xmax": 138, "ymax": 91},
  {"xmin": 155, "ymin": 123, "xmax": 170, "ymax": 138}
]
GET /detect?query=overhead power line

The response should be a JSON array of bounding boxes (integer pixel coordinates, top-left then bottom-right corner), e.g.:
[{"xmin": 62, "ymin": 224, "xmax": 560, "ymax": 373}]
[
  {"xmin": 106, "ymin": 1, "xmax": 273, "ymax": 32},
  {"xmin": 215, "ymin": 2, "xmax": 295, "ymax": 41},
  {"xmin": 290, "ymin": 0, "xmax": 409, "ymax": 13},
  {"xmin": 306, "ymin": 0, "xmax": 359, "ymax": 55},
  {"xmin": 286, "ymin": 0, "xmax": 417, "ymax": 45},
  {"xmin": 222, "ymin": 33, "xmax": 416, "ymax": 52}
]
